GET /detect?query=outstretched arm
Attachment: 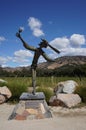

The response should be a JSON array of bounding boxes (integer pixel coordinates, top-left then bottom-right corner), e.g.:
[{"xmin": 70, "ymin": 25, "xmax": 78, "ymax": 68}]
[
  {"xmin": 48, "ymin": 44, "xmax": 60, "ymax": 54},
  {"xmin": 42, "ymin": 52, "xmax": 55, "ymax": 62},
  {"xmin": 16, "ymin": 32, "xmax": 36, "ymax": 51}
]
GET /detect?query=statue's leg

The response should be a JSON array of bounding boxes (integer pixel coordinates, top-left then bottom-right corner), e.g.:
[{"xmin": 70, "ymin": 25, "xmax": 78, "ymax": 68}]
[{"xmin": 32, "ymin": 69, "xmax": 36, "ymax": 95}]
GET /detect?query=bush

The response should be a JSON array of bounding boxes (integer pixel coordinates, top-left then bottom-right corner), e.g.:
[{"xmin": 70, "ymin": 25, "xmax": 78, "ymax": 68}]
[
  {"xmin": 75, "ymin": 86, "xmax": 86, "ymax": 103},
  {"xmin": 0, "ymin": 82, "xmax": 7, "ymax": 87},
  {"xmin": 36, "ymin": 87, "xmax": 53, "ymax": 103},
  {"xmin": 6, "ymin": 78, "xmax": 28, "ymax": 102}
]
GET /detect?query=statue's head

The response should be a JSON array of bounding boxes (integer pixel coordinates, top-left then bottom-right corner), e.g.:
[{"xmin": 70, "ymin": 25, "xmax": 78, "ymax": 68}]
[{"xmin": 39, "ymin": 39, "xmax": 48, "ymax": 48}]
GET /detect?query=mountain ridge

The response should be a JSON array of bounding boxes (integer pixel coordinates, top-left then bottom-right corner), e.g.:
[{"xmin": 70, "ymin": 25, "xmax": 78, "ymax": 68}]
[
  {"xmin": 2, "ymin": 55, "xmax": 86, "ymax": 72},
  {"xmin": 38, "ymin": 55, "xmax": 86, "ymax": 69}
]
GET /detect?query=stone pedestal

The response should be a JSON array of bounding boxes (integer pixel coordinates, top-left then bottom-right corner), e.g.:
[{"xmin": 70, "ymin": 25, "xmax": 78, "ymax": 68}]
[{"xmin": 9, "ymin": 92, "xmax": 52, "ymax": 120}]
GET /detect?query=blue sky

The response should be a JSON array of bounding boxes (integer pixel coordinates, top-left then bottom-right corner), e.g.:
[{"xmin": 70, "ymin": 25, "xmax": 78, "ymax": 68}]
[{"xmin": 0, "ymin": 0, "xmax": 86, "ymax": 67}]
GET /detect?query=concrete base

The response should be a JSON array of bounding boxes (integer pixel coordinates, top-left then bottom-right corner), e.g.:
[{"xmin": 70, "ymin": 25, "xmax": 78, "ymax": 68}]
[
  {"xmin": 19, "ymin": 92, "xmax": 45, "ymax": 100},
  {"xmin": 9, "ymin": 92, "xmax": 52, "ymax": 120},
  {"xmin": 9, "ymin": 99, "xmax": 52, "ymax": 120}
]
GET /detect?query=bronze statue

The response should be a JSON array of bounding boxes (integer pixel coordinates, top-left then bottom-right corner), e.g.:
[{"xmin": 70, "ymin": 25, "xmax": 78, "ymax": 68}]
[{"xmin": 16, "ymin": 28, "xmax": 60, "ymax": 95}]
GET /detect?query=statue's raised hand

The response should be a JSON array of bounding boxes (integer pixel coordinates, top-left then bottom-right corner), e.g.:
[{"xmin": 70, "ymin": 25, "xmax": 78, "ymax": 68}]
[{"xmin": 16, "ymin": 32, "xmax": 21, "ymax": 38}]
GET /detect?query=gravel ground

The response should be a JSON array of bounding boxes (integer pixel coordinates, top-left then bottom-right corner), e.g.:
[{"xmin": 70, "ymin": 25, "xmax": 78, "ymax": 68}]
[{"xmin": 0, "ymin": 103, "xmax": 86, "ymax": 130}]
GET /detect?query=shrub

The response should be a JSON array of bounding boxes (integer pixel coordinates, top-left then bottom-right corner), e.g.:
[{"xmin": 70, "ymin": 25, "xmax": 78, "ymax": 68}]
[
  {"xmin": 6, "ymin": 78, "xmax": 28, "ymax": 102},
  {"xmin": 0, "ymin": 82, "xmax": 7, "ymax": 87},
  {"xmin": 36, "ymin": 87, "xmax": 53, "ymax": 103},
  {"xmin": 75, "ymin": 86, "xmax": 86, "ymax": 103}
]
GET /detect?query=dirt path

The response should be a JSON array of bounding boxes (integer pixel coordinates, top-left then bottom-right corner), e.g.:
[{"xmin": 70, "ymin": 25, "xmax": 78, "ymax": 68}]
[{"xmin": 0, "ymin": 103, "xmax": 86, "ymax": 130}]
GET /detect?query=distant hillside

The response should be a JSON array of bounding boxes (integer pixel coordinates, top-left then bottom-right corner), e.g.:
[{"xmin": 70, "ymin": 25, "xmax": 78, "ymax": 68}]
[
  {"xmin": 1, "ymin": 56, "xmax": 86, "ymax": 77},
  {"xmin": 37, "ymin": 56, "xmax": 86, "ymax": 70},
  {"xmin": 3, "ymin": 55, "xmax": 86, "ymax": 72}
]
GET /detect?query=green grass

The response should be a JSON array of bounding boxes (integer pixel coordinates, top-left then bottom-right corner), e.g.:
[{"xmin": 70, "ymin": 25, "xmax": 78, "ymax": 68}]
[
  {"xmin": 75, "ymin": 86, "xmax": 86, "ymax": 103},
  {"xmin": 0, "ymin": 77, "xmax": 86, "ymax": 103},
  {"xmin": 0, "ymin": 77, "xmax": 30, "ymax": 102}
]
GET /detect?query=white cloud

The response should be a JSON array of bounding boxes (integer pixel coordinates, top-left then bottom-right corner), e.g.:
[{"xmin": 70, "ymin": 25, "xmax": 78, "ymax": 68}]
[
  {"xmin": 0, "ymin": 36, "xmax": 6, "ymax": 43},
  {"xmin": 50, "ymin": 34, "xmax": 86, "ymax": 50},
  {"xmin": 33, "ymin": 28, "xmax": 44, "ymax": 37},
  {"xmin": 38, "ymin": 56, "xmax": 46, "ymax": 63},
  {"xmin": 0, "ymin": 50, "xmax": 33, "ymax": 67},
  {"xmin": 45, "ymin": 47, "xmax": 86, "ymax": 61},
  {"xmin": 14, "ymin": 49, "xmax": 33, "ymax": 58},
  {"xmin": 28, "ymin": 17, "xmax": 42, "ymax": 29},
  {"xmin": 19, "ymin": 64, "xmax": 29, "ymax": 67},
  {"xmin": 60, "ymin": 47, "xmax": 86, "ymax": 56},
  {"xmin": 13, "ymin": 56, "xmax": 29, "ymax": 63},
  {"xmin": 50, "ymin": 37, "xmax": 70, "ymax": 49},
  {"xmin": 28, "ymin": 17, "xmax": 44, "ymax": 37},
  {"xmin": 38, "ymin": 52, "xmax": 58, "ymax": 63},
  {"xmin": 49, "ymin": 33, "xmax": 86, "ymax": 57},
  {"xmin": 13, "ymin": 49, "xmax": 33, "ymax": 65},
  {"xmin": 70, "ymin": 34, "xmax": 85, "ymax": 47},
  {"xmin": 0, "ymin": 57, "xmax": 8, "ymax": 64},
  {"xmin": 0, "ymin": 56, "xmax": 11, "ymax": 65}
]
